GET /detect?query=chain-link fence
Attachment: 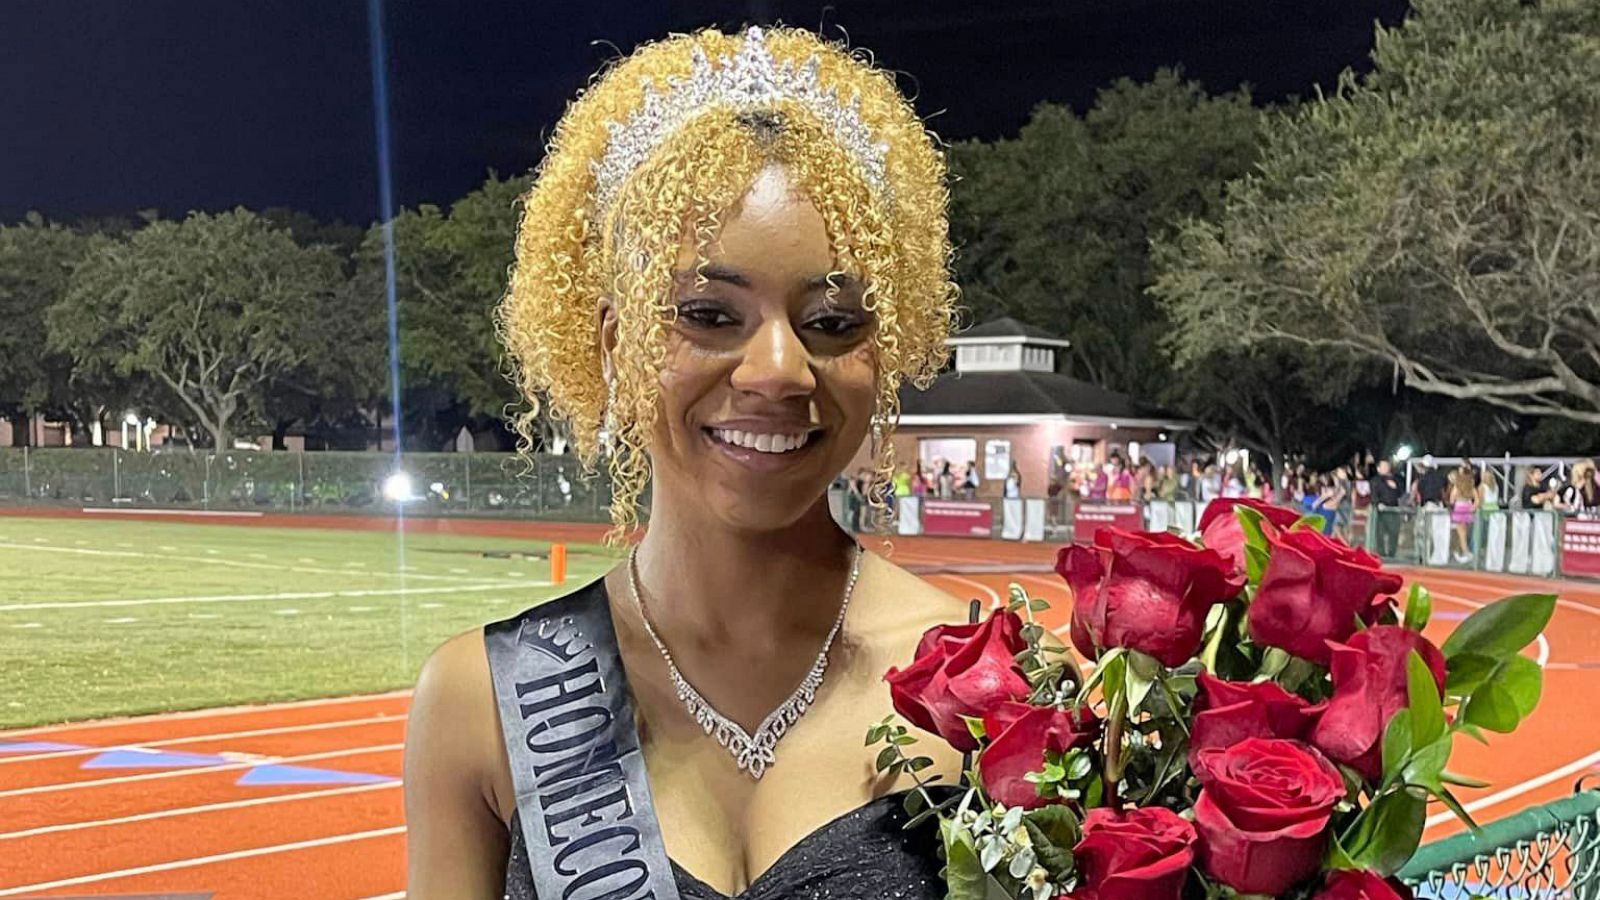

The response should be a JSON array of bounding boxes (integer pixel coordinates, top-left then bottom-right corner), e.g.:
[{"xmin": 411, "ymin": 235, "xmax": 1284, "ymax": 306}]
[
  {"xmin": 1403, "ymin": 788, "xmax": 1600, "ymax": 900},
  {"xmin": 0, "ymin": 447, "xmax": 616, "ymax": 521}
]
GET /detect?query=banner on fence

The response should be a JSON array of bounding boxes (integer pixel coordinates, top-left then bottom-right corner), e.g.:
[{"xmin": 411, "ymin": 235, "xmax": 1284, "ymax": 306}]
[
  {"xmin": 1073, "ymin": 503, "xmax": 1143, "ymax": 544},
  {"xmin": 921, "ymin": 500, "xmax": 993, "ymax": 538},
  {"xmin": 1560, "ymin": 518, "xmax": 1600, "ymax": 579}
]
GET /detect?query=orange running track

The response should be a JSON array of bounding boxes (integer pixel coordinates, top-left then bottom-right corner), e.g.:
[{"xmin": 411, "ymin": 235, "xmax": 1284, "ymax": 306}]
[{"xmin": 1, "ymin": 522, "xmax": 1597, "ymax": 899}]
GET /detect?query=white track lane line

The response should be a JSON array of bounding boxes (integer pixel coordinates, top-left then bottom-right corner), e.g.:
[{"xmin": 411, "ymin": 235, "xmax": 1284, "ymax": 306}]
[
  {"xmin": 0, "ymin": 780, "xmax": 400, "ymax": 840},
  {"xmin": 936, "ymin": 574, "xmax": 1004, "ymax": 609},
  {"xmin": 0, "ymin": 825, "xmax": 407, "ymax": 896},
  {"xmin": 352, "ymin": 893, "xmax": 406, "ymax": 900},
  {"xmin": 1405, "ymin": 571, "xmax": 1600, "ymax": 617},
  {"xmin": 0, "ymin": 713, "xmax": 402, "ymax": 766},
  {"xmin": 0, "ymin": 742, "xmax": 403, "ymax": 799},
  {"xmin": 1424, "ymin": 748, "xmax": 1600, "ymax": 829},
  {"xmin": 0, "ymin": 579, "xmax": 549, "ymax": 612},
  {"xmin": 0, "ymin": 541, "xmax": 512, "ymax": 585},
  {"xmin": 0, "ymin": 691, "xmax": 411, "ymax": 739},
  {"xmin": 1428, "ymin": 589, "xmax": 1552, "ymax": 667}
]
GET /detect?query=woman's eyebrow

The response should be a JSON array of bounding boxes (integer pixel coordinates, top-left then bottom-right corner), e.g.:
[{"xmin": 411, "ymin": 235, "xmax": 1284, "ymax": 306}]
[
  {"xmin": 675, "ymin": 264, "xmax": 751, "ymax": 288},
  {"xmin": 804, "ymin": 272, "xmax": 863, "ymax": 292}
]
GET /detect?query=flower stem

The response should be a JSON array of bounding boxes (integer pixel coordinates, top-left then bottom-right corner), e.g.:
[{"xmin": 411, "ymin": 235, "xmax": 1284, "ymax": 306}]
[{"xmin": 1103, "ymin": 689, "xmax": 1127, "ymax": 808}]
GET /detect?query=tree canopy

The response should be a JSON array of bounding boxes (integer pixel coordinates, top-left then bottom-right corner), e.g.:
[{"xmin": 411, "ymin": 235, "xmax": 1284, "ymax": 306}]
[
  {"xmin": 48, "ymin": 209, "xmax": 355, "ymax": 450},
  {"xmin": 1153, "ymin": 0, "xmax": 1600, "ymax": 426},
  {"xmin": 949, "ymin": 70, "xmax": 1264, "ymax": 398}
]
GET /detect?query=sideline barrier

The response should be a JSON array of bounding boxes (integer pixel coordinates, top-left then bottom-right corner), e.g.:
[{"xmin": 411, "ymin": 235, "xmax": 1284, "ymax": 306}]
[
  {"xmin": 874, "ymin": 495, "xmax": 1585, "ymax": 579},
  {"xmin": 1403, "ymin": 788, "xmax": 1600, "ymax": 900}
]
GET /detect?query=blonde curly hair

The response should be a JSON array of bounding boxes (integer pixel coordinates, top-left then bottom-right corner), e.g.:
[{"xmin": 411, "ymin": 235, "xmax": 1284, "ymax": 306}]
[{"xmin": 494, "ymin": 26, "xmax": 957, "ymax": 537}]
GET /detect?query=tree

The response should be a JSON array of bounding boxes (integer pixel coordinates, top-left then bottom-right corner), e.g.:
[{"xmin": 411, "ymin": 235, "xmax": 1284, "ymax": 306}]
[
  {"xmin": 949, "ymin": 71, "xmax": 1264, "ymax": 397},
  {"xmin": 0, "ymin": 214, "xmax": 89, "ymax": 445},
  {"xmin": 1153, "ymin": 0, "xmax": 1600, "ymax": 426},
  {"xmin": 356, "ymin": 171, "xmax": 534, "ymax": 451},
  {"xmin": 49, "ymin": 209, "xmax": 351, "ymax": 451}
]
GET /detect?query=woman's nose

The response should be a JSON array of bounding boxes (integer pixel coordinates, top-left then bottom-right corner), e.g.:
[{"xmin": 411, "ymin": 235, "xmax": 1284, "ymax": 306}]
[{"xmin": 730, "ymin": 319, "xmax": 817, "ymax": 400}]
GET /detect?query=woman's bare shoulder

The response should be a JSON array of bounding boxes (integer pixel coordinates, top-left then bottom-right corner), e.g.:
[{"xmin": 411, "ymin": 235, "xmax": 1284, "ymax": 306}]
[
  {"xmin": 405, "ymin": 628, "xmax": 508, "ymax": 813},
  {"xmin": 864, "ymin": 549, "xmax": 974, "ymax": 630}
]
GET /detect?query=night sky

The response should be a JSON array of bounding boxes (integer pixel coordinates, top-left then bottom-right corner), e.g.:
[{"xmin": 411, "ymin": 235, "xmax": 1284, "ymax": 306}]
[{"xmin": 2, "ymin": 0, "xmax": 1411, "ymax": 226}]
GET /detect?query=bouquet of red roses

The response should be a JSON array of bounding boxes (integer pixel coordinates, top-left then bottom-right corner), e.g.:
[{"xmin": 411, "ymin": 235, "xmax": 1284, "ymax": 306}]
[{"xmin": 871, "ymin": 498, "xmax": 1554, "ymax": 900}]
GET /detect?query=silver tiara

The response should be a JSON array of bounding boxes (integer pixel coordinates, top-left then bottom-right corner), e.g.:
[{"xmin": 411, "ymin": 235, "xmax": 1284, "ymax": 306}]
[{"xmin": 590, "ymin": 27, "xmax": 892, "ymax": 218}]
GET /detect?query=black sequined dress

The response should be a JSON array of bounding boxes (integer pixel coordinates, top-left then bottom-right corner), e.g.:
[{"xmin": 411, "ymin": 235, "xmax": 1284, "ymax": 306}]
[
  {"xmin": 504, "ymin": 797, "xmax": 945, "ymax": 899},
  {"xmin": 489, "ymin": 582, "xmax": 946, "ymax": 900}
]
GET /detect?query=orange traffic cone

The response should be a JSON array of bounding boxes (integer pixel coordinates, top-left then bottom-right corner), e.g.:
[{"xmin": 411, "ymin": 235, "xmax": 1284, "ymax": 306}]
[{"xmin": 549, "ymin": 543, "xmax": 567, "ymax": 585}]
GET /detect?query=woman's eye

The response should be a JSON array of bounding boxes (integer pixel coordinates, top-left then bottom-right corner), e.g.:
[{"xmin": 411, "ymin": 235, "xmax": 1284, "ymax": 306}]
[
  {"xmin": 676, "ymin": 304, "xmax": 737, "ymax": 328},
  {"xmin": 805, "ymin": 313, "xmax": 865, "ymax": 336}
]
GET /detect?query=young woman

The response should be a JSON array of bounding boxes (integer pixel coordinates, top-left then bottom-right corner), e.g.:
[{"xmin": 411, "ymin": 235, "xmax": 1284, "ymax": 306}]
[
  {"xmin": 403, "ymin": 27, "xmax": 965, "ymax": 899},
  {"xmin": 1561, "ymin": 459, "xmax": 1600, "ymax": 516},
  {"xmin": 1448, "ymin": 464, "xmax": 1480, "ymax": 563}
]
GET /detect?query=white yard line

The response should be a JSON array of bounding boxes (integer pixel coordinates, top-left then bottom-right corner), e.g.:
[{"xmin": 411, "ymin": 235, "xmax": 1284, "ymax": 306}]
[
  {"xmin": 0, "ymin": 541, "xmax": 513, "ymax": 586},
  {"xmin": 0, "ymin": 825, "xmax": 407, "ymax": 895},
  {"xmin": 0, "ymin": 579, "xmax": 549, "ymax": 612},
  {"xmin": 0, "ymin": 713, "xmax": 402, "ymax": 766},
  {"xmin": 0, "ymin": 742, "xmax": 403, "ymax": 799},
  {"xmin": 0, "ymin": 780, "xmax": 400, "ymax": 840},
  {"xmin": 0, "ymin": 689, "xmax": 412, "ymax": 739},
  {"xmin": 80, "ymin": 507, "xmax": 264, "ymax": 517}
]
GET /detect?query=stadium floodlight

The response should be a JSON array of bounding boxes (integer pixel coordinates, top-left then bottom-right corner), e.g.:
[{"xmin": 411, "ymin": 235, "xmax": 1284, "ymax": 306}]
[
  {"xmin": 382, "ymin": 472, "xmax": 415, "ymax": 502},
  {"xmin": 1394, "ymin": 444, "xmax": 1415, "ymax": 462}
]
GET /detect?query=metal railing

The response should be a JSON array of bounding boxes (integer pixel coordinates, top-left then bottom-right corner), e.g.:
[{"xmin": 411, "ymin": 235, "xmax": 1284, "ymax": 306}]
[
  {"xmin": 0, "ymin": 447, "xmax": 615, "ymax": 522},
  {"xmin": 1404, "ymin": 788, "xmax": 1600, "ymax": 900}
]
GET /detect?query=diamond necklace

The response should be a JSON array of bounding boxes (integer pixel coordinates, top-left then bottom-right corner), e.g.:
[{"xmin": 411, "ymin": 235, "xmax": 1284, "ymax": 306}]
[{"xmin": 625, "ymin": 543, "xmax": 862, "ymax": 780}]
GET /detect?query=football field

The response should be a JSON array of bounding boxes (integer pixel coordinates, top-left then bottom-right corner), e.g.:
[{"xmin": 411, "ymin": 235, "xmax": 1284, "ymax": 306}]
[{"xmin": 0, "ymin": 513, "xmax": 618, "ymax": 728}]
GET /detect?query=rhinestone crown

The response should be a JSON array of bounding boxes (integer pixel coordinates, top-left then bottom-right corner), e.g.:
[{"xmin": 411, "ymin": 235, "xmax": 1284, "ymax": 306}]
[{"xmin": 590, "ymin": 26, "xmax": 892, "ymax": 218}]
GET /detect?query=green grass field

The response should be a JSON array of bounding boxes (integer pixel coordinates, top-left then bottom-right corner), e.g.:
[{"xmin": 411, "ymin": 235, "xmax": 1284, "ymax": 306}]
[{"xmin": 0, "ymin": 517, "xmax": 620, "ymax": 728}]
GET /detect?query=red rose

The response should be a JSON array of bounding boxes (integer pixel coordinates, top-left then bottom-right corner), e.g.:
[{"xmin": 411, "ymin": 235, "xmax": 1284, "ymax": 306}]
[
  {"xmin": 1312, "ymin": 869, "xmax": 1416, "ymax": 900},
  {"xmin": 1189, "ymin": 671, "xmax": 1324, "ymax": 770},
  {"xmin": 1199, "ymin": 498, "xmax": 1302, "ymax": 577},
  {"xmin": 1056, "ymin": 528, "xmax": 1246, "ymax": 667},
  {"xmin": 978, "ymin": 701, "xmax": 1101, "ymax": 810},
  {"xmin": 885, "ymin": 610, "xmax": 1031, "ymax": 752},
  {"xmin": 1194, "ymin": 737, "xmax": 1346, "ymax": 895},
  {"xmin": 1310, "ymin": 625, "xmax": 1447, "ymax": 782},
  {"xmin": 1248, "ymin": 528, "xmax": 1403, "ymax": 665},
  {"xmin": 1066, "ymin": 806, "xmax": 1198, "ymax": 900}
]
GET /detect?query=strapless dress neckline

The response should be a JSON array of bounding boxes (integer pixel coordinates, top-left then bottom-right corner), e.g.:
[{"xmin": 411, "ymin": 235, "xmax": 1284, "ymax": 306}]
[{"xmin": 504, "ymin": 790, "xmax": 947, "ymax": 900}]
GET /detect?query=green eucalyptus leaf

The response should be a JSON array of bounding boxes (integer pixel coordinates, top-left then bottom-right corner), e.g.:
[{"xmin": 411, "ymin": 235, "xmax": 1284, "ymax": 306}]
[
  {"xmin": 1440, "ymin": 594, "xmax": 1556, "ymax": 661},
  {"xmin": 942, "ymin": 819, "xmax": 987, "ymax": 900},
  {"xmin": 875, "ymin": 745, "xmax": 899, "ymax": 772},
  {"xmin": 866, "ymin": 723, "xmax": 890, "ymax": 745}
]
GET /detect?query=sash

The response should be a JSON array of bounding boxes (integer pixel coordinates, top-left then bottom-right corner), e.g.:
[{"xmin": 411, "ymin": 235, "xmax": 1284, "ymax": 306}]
[{"xmin": 485, "ymin": 581, "xmax": 680, "ymax": 900}]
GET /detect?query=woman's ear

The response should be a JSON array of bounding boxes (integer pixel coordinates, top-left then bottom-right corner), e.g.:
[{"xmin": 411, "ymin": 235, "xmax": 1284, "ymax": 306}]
[{"xmin": 597, "ymin": 297, "xmax": 619, "ymax": 385}]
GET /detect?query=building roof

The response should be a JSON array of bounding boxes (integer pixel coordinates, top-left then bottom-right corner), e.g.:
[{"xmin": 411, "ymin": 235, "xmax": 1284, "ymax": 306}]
[
  {"xmin": 951, "ymin": 316, "xmax": 1069, "ymax": 344},
  {"xmin": 898, "ymin": 369, "xmax": 1194, "ymax": 428}
]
